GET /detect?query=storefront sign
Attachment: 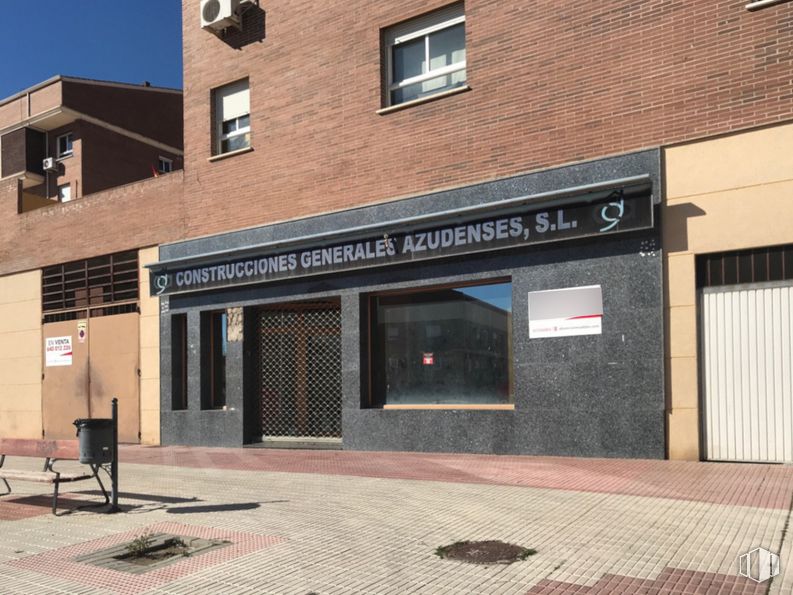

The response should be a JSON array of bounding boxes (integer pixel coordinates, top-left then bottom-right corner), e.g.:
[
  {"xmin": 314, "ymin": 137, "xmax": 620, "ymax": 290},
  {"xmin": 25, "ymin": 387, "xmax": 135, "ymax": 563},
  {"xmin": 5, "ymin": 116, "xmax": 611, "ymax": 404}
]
[
  {"xmin": 528, "ymin": 285, "xmax": 603, "ymax": 338},
  {"xmin": 151, "ymin": 190, "xmax": 653, "ymax": 297},
  {"xmin": 45, "ymin": 336, "xmax": 73, "ymax": 367}
]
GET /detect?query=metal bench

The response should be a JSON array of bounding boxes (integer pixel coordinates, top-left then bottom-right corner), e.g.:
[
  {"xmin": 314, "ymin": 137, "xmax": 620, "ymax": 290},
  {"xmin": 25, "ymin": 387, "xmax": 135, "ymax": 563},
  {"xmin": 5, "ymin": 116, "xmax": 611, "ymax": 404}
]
[{"xmin": 0, "ymin": 439, "xmax": 109, "ymax": 515}]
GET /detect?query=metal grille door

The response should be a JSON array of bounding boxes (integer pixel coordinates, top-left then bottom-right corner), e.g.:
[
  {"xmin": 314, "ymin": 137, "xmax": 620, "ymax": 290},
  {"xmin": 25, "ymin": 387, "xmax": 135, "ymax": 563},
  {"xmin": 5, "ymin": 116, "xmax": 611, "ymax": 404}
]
[
  {"xmin": 258, "ymin": 302, "xmax": 342, "ymax": 439},
  {"xmin": 702, "ymin": 282, "xmax": 793, "ymax": 462}
]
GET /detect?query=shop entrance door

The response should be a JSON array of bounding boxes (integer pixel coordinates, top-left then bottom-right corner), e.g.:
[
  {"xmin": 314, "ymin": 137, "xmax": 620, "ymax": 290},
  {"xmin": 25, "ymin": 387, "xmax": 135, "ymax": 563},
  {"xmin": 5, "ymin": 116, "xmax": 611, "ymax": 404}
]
[{"xmin": 257, "ymin": 301, "xmax": 342, "ymax": 444}]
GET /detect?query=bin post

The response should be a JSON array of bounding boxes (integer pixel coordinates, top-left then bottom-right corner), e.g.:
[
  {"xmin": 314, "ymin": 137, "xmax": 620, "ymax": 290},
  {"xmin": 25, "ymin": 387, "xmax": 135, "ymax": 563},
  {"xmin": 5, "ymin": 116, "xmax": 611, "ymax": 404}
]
[{"xmin": 109, "ymin": 397, "xmax": 120, "ymax": 513}]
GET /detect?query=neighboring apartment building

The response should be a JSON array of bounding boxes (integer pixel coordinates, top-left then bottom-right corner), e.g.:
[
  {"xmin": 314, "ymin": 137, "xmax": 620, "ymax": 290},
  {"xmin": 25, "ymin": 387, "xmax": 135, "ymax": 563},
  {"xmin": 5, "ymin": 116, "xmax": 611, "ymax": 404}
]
[
  {"xmin": 144, "ymin": 0, "xmax": 793, "ymax": 460},
  {"xmin": 0, "ymin": 76, "xmax": 184, "ymax": 445}
]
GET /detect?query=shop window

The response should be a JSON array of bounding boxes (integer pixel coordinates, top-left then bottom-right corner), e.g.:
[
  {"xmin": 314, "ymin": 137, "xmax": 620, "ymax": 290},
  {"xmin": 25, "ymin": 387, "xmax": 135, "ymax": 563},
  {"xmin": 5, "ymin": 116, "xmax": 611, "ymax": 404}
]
[
  {"xmin": 212, "ymin": 78, "xmax": 250, "ymax": 156},
  {"xmin": 171, "ymin": 314, "xmax": 188, "ymax": 410},
  {"xmin": 201, "ymin": 310, "xmax": 227, "ymax": 409},
  {"xmin": 56, "ymin": 132, "xmax": 73, "ymax": 158},
  {"xmin": 383, "ymin": 3, "xmax": 466, "ymax": 107},
  {"xmin": 368, "ymin": 280, "xmax": 512, "ymax": 407}
]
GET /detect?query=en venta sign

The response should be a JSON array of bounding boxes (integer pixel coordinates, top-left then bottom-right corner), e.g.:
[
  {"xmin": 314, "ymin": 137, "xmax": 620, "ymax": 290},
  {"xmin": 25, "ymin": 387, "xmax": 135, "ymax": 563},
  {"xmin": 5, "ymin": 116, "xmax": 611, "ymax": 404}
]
[{"xmin": 150, "ymin": 191, "xmax": 653, "ymax": 297}]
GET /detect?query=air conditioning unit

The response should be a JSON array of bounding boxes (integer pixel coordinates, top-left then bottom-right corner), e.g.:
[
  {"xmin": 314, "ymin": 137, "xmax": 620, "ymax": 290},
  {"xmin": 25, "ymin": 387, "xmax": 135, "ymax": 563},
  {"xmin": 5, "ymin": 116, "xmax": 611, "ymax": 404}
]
[
  {"xmin": 42, "ymin": 157, "xmax": 58, "ymax": 172},
  {"xmin": 201, "ymin": 0, "xmax": 243, "ymax": 31}
]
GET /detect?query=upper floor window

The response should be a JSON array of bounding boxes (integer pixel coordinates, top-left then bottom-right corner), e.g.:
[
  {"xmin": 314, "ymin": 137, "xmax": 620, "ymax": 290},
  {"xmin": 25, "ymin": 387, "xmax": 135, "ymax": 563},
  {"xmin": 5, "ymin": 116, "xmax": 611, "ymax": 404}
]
[
  {"xmin": 158, "ymin": 156, "xmax": 173, "ymax": 173},
  {"xmin": 213, "ymin": 78, "xmax": 250, "ymax": 156},
  {"xmin": 384, "ymin": 3, "xmax": 466, "ymax": 107},
  {"xmin": 56, "ymin": 132, "xmax": 73, "ymax": 158}
]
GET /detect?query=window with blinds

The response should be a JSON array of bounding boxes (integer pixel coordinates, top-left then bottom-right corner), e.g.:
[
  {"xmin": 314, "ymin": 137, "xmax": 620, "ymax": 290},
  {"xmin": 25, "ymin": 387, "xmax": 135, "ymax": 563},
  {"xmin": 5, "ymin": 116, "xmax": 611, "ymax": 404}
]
[
  {"xmin": 212, "ymin": 78, "xmax": 250, "ymax": 155},
  {"xmin": 383, "ymin": 3, "xmax": 466, "ymax": 107}
]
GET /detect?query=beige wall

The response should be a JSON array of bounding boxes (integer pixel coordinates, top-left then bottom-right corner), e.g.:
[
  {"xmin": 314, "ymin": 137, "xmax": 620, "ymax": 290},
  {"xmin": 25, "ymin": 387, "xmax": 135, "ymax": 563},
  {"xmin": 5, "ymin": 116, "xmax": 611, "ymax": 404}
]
[
  {"xmin": 0, "ymin": 270, "xmax": 42, "ymax": 438},
  {"xmin": 0, "ymin": 249, "xmax": 161, "ymax": 444},
  {"xmin": 139, "ymin": 247, "xmax": 161, "ymax": 445},
  {"xmin": 663, "ymin": 122, "xmax": 793, "ymax": 460}
]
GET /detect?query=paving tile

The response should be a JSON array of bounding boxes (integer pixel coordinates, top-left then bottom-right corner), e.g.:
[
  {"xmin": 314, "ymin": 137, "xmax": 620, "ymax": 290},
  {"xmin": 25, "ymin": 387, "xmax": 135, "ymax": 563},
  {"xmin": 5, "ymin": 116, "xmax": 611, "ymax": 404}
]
[{"xmin": 0, "ymin": 446, "xmax": 789, "ymax": 594}]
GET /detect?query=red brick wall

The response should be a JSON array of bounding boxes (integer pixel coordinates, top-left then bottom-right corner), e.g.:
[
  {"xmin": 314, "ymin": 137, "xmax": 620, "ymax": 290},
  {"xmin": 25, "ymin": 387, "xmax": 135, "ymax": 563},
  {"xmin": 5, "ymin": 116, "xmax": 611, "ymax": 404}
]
[
  {"xmin": 62, "ymin": 80, "xmax": 183, "ymax": 150},
  {"xmin": 2, "ymin": 1, "xmax": 792, "ymax": 276},
  {"xmin": 0, "ymin": 128, "xmax": 27, "ymax": 177},
  {"xmin": 181, "ymin": 0, "xmax": 793, "ymax": 237},
  {"xmin": 0, "ymin": 173, "xmax": 185, "ymax": 275},
  {"xmin": 81, "ymin": 120, "xmax": 182, "ymax": 196}
]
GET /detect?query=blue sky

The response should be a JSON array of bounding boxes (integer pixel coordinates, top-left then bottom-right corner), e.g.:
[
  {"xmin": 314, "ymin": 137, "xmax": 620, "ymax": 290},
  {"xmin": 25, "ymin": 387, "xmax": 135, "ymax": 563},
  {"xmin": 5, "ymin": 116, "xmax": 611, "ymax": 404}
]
[{"xmin": 0, "ymin": 1, "xmax": 182, "ymax": 99}]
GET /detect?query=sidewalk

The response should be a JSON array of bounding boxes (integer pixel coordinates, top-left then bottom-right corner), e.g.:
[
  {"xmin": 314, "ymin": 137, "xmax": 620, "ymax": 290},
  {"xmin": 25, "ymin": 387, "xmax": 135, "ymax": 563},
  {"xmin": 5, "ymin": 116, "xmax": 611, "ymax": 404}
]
[{"xmin": 0, "ymin": 445, "xmax": 791, "ymax": 594}]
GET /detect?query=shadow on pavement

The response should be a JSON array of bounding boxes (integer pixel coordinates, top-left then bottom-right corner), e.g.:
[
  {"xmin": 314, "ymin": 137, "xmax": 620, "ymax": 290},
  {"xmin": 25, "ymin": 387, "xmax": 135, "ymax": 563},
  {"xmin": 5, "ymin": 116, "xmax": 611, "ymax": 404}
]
[
  {"xmin": 77, "ymin": 490, "xmax": 200, "ymax": 504},
  {"xmin": 165, "ymin": 501, "xmax": 286, "ymax": 514},
  {"xmin": 1, "ymin": 494, "xmax": 142, "ymax": 516}
]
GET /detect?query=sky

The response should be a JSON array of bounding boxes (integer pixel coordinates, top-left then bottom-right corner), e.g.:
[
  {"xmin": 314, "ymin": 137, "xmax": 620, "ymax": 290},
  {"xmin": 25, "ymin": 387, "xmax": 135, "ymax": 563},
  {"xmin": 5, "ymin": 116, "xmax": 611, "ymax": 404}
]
[{"xmin": 0, "ymin": 0, "xmax": 182, "ymax": 99}]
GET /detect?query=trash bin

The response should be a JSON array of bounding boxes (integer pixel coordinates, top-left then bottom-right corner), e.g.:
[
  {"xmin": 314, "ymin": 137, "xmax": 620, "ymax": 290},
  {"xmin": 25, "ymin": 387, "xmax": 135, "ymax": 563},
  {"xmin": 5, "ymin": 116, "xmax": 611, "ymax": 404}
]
[{"xmin": 73, "ymin": 418, "xmax": 114, "ymax": 464}]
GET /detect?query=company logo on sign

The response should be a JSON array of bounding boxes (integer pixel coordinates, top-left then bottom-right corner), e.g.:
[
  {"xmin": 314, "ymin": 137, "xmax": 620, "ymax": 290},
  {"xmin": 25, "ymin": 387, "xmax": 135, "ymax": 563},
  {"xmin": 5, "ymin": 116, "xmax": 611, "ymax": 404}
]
[
  {"xmin": 599, "ymin": 199, "xmax": 625, "ymax": 232},
  {"xmin": 154, "ymin": 273, "xmax": 170, "ymax": 295}
]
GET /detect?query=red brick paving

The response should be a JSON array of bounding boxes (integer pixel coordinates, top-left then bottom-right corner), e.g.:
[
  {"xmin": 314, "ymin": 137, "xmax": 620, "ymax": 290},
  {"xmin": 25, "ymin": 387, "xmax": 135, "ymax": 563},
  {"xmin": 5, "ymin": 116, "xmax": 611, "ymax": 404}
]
[
  {"xmin": 120, "ymin": 445, "xmax": 793, "ymax": 510},
  {"xmin": 526, "ymin": 567, "xmax": 767, "ymax": 595},
  {"xmin": 0, "ymin": 494, "xmax": 94, "ymax": 520},
  {"xmin": 9, "ymin": 521, "xmax": 285, "ymax": 595}
]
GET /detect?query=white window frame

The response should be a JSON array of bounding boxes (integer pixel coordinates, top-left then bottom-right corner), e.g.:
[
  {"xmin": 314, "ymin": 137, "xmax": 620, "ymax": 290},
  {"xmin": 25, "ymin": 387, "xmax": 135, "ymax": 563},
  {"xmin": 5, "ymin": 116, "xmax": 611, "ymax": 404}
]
[
  {"xmin": 219, "ymin": 114, "xmax": 251, "ymax": 154},
  {"xmin": 385, "ymin": 5, "xmax": 466, "ymax": 107},
  {"xmin": 158, "ymin": 156, "xmax": 173, "ymax": 173},
  {"xmin": 56, "ymin": 132, "xmax": 73, "ymax": 159},
  {"xmin": 213, "ymin": 79, "xmax": 251, "ymax": 156}
]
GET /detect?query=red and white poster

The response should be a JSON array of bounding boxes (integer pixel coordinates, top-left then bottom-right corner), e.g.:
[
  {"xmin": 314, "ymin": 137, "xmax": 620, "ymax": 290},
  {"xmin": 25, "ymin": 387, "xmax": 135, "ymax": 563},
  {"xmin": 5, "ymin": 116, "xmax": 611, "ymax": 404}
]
[
  {"xmin": 528, "ymin": 285, "xmax": 603, "ymax": 338},
  {"xmin": 45, "ymin": 336, "xmax": 73, "ymax": 367}
]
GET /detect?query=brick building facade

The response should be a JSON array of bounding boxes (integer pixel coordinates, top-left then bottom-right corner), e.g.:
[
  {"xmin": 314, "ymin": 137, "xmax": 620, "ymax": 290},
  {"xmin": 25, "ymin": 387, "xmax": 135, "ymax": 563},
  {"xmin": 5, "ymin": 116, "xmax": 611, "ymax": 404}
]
[
  {"xmin": 178, "ymin": 1, "xmax": 793, "ymax": 238},
  {"xmin": 1, "ymin": 0, "xmax": 792, "ymax": 459}
]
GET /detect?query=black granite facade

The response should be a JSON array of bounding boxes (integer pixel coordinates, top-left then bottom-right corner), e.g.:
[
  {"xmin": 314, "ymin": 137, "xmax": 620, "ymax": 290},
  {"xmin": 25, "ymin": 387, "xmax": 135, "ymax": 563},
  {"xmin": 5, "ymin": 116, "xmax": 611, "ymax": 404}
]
[{"xmin": 158, "ymin": 150, "xmax": 665, "ymax": 458}]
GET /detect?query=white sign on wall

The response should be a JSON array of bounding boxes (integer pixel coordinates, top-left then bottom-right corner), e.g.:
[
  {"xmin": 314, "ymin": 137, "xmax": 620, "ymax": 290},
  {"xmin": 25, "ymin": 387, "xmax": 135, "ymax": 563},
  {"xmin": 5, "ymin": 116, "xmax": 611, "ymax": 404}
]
[
  {"xmin": 45, "ymin": 336, "xmax": 73, "ymax": 367},
  {"xmin": 528, "ymin": 285, "xmax": 603, "ymax": 338}
]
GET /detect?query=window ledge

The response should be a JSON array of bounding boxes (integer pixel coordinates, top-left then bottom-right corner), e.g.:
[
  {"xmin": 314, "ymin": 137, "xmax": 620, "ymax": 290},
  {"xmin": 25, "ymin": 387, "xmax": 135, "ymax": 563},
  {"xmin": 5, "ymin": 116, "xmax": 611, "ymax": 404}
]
[
  {"xmin": 746, "ymin": 0, "xmax": 789, "ymax": 9},
  {"xmin": 208, "ymin": 146, "xmax": 253, "ymax": 162},
  {"xmin": 376, "ymin": 85, "xmax": 471, "ymax": 115},
  {"xmin": 382, "ymin": 403, "xmax": 514, "ymax": 411}
]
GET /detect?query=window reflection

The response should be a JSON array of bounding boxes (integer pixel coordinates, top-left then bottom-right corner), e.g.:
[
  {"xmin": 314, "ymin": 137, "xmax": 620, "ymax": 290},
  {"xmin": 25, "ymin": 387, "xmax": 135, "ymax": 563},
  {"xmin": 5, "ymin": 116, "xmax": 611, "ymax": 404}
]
[{"xmin": 371, "ymin": 281, "xmax": 512, "ymax": 406}]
